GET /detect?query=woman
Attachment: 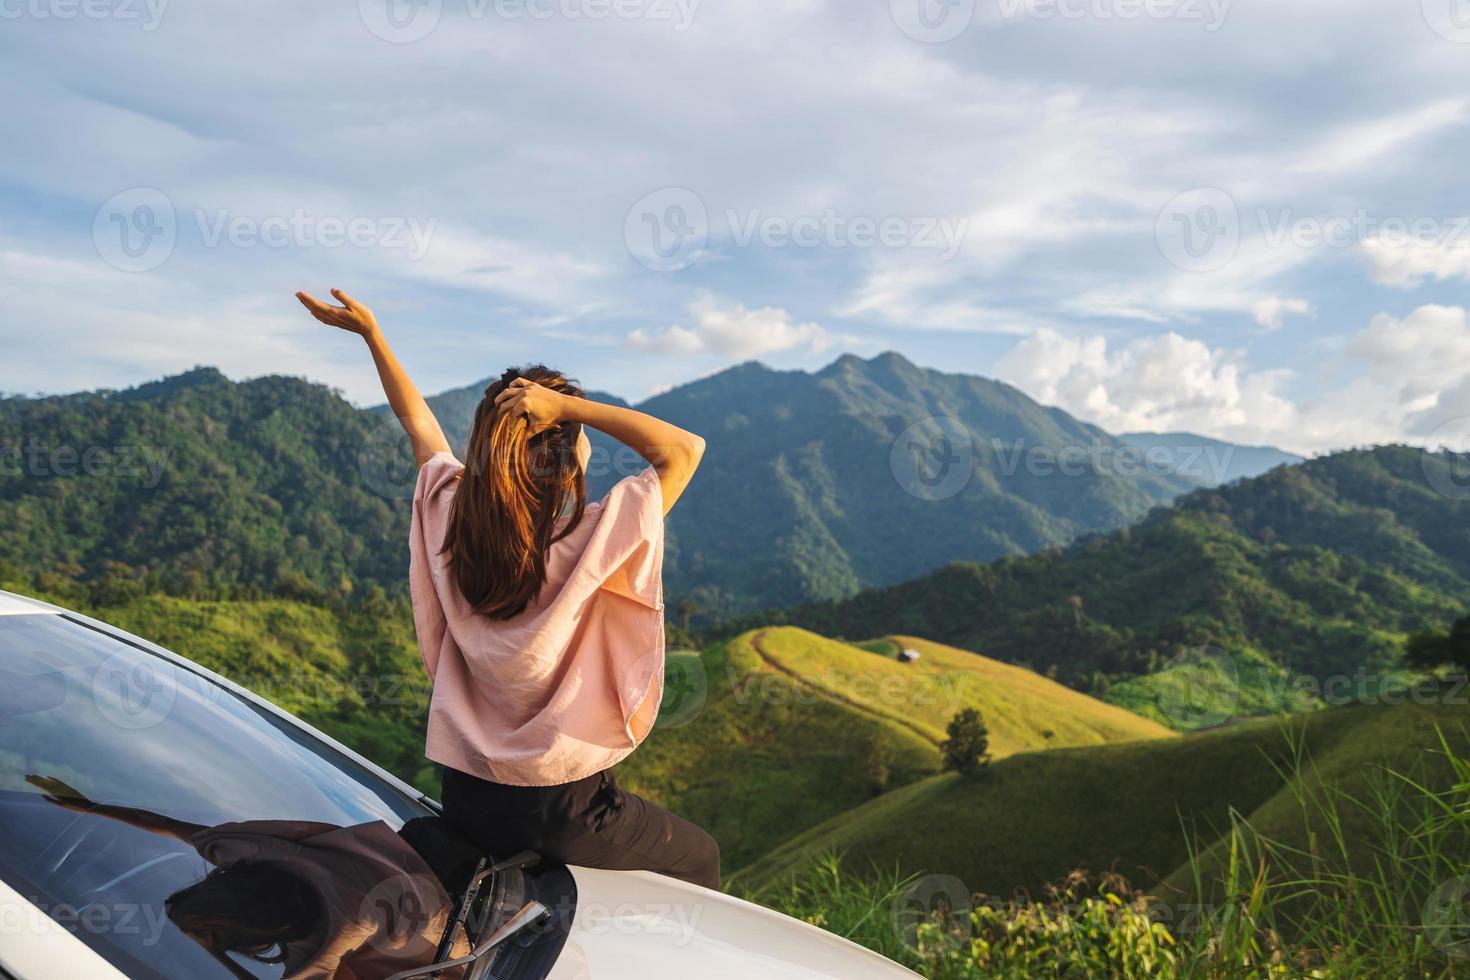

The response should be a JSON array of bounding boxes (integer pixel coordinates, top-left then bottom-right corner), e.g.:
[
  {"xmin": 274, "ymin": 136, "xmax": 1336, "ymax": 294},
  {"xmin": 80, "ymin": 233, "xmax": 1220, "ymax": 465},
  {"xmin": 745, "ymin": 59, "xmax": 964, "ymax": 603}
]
[{"xmin": 296, "ymin": 289, "xmax": 719, "ymax": 890}]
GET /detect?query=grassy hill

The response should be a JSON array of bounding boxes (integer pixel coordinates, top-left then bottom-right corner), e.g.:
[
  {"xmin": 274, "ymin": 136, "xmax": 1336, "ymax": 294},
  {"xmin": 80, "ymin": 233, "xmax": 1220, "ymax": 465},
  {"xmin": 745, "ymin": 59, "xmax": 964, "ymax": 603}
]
[
  {"xmin": 745, "ymin": 630, "xmax": 1173, "ymax": 757},
  {"xmin": 731, "ymin": 699, "xmax": 1468, "ymax": 900},
  {"xmin": 594, "ymin": 627, "xmax": 1172, "ymax": 871},
  {"xmin": 751, "ymin": 446, "xmax": 1470, "ymax": 705}
]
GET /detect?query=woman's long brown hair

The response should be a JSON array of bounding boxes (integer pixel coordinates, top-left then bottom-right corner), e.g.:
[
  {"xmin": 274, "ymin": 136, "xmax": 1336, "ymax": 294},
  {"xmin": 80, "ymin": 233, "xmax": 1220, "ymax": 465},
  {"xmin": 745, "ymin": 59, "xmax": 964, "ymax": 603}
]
[{"xmin": 442, "ymin": 365, "xmax": 588, "ymax": 619}]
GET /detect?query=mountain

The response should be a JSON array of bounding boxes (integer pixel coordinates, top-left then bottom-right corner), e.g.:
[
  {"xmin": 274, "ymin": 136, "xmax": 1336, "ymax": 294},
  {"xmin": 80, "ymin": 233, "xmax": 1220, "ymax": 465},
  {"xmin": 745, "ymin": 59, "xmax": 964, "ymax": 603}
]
[
  {"xmin": 0, "ymin": 368, "xmax": 410, "ymax": 598},
  {"xmin": 416, "ymin": 352, "xmax": 1192, "ymax": 616},
  {"xmin": 1118, "ymin": 431, "xmax": 1304, "ymax": 486},
  {"xmin": 747, "ymin": 445, "xmax": 1470, "ymax": 700},
  {"xmin": 3, "ymin": 355, "xmax": 1193, "ymax": 616}
]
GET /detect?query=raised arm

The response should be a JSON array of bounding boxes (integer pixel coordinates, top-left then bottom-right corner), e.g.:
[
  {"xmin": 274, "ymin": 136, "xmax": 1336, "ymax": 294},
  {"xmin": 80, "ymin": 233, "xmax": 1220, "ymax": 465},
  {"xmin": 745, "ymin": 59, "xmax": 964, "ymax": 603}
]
[
  {"xmin": 495, "ymin": 379, "xmax": 704, "ymax": 515},
  {"xmin": 295, "ymin": 289, "xmax": 452, "ymax": 467}
]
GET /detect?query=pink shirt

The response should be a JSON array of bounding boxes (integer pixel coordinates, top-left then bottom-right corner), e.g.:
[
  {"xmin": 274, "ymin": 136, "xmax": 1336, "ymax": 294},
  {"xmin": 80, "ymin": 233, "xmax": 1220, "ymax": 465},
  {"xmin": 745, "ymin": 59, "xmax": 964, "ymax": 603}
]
[{"xmin": 409, "ymin": 453, "xmax": 666, "ymax": 787}]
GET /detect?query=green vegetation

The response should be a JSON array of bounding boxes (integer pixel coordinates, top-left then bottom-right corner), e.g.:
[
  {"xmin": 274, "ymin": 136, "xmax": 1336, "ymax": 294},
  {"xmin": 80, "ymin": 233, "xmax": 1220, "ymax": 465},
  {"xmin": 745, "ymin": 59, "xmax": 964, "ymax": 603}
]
[
  {"xmin": 753, "ymin": 447, "xmax": 1470, "ymax": 715},
  {"xmin": 751, "ymin": 709, "xmax": 1470, "ymax": 978},
  {"xmin": 0, "ymin": 353, "xmax": 1191, "ymax": 619},
  {"xmin": 740, "ymin": 630, "xmax": 1173, "ymax": 758},
  {"xmin": 732, "ymin": 701, "xmax": 1466, "ymax": 899},
  {"xmin": 941, "ymin": 709, "xmax": 991, "ymax": 780},
  {"xmin": 0, "ymin": 571, "xmax": 439, "ymax": 795},
  {"xmin": 617, "ymin": 627, "xmax": 1168, "ymax": 871},
  {"xmin": 1407, "ymin": 614, "xmax": 1470, "ymax": 673}
]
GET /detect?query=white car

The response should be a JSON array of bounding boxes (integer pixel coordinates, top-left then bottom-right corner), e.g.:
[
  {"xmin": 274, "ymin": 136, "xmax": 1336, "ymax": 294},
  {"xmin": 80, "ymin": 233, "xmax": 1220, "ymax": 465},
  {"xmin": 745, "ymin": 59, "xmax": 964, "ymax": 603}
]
[{"xmin": 0, "ymin": 590, "xmax": 918, "ymax": 979}]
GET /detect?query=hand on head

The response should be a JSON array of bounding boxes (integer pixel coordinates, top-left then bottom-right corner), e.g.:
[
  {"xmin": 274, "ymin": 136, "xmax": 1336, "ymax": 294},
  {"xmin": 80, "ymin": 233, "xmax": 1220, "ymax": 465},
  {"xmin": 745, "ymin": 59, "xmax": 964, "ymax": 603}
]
[{"xmin": 494, "ymin": 377, "xmax": 569, "ymax": 436}]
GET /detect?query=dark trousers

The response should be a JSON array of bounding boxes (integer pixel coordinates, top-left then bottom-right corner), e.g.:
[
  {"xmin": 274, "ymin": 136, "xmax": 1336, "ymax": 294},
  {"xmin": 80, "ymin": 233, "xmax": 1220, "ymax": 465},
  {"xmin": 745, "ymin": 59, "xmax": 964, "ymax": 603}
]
[{"xmin": 440, "ymin": 766, "xmax": 721, "ymax": 891}]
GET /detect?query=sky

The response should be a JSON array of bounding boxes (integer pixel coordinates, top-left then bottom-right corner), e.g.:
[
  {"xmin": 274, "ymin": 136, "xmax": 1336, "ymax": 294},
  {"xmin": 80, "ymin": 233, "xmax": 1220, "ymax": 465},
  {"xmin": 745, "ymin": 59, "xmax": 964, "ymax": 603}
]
[{"xmin": 1, "ymin": 0, "xmax": 1469, "ymax": 455}]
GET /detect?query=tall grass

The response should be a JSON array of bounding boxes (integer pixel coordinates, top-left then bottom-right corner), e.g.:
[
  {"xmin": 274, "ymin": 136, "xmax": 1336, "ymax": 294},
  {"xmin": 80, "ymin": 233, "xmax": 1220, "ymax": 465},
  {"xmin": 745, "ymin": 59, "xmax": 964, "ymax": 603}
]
[{"xmin": 754, "ymin": 725, "xmax": 1470, "ymax": 978}]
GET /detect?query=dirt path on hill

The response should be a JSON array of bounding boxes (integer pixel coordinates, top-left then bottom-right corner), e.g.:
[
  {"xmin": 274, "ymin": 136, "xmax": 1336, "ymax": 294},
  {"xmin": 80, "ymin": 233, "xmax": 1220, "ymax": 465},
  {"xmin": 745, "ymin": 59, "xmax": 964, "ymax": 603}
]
[{"xmin": 748, "ymin": 629, "xmax": 943, "ymax": 749}]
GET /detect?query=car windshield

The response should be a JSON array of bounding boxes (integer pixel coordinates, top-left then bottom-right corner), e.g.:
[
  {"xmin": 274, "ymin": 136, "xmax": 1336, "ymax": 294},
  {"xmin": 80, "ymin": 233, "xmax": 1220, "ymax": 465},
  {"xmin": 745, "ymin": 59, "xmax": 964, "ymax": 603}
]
[{"xmin": 0, "ymin": 612, "xmax": 448, "ymax": 979}]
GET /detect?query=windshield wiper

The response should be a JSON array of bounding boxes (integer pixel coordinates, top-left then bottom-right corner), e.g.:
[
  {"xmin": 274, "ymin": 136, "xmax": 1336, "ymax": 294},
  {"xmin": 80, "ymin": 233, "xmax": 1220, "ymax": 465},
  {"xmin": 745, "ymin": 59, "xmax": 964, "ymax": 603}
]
[
  {"xmin": 429, "ymin": 850, "xmax": 542, "ymax": 968},
  {"xmin": 385, "ymin": 898, "xmax": 550, "ymax": 980}
]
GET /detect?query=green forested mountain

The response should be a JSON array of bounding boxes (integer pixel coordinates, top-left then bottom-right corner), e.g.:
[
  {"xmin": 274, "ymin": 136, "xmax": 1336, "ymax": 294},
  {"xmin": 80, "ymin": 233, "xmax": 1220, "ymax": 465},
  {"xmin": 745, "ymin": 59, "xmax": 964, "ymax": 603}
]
[
  {"xmin": 748, "ymin": 446, "xmax": 1470, "ymax": 695},
  {"xmin": 1, "ymin": 354, "xmax": 1192, "ymax": 615},
  {"xmin": 0, "ymin": 368, "xmax": 409, "ymax": 599}
]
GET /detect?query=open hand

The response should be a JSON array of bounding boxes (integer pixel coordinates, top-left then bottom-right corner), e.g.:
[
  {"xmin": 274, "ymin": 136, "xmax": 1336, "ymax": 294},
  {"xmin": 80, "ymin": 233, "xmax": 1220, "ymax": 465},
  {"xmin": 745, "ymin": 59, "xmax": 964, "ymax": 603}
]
[
  {"xmin": 494, "ymin": 378, "xmax": 568, "ymax": 436},
  {"xmin": 295, "ymin": 288, "xmax": 379, "ymax": 337},
  {"xmin": 26, "ymin": 774, "xmax": 93, "ymax": 812}
]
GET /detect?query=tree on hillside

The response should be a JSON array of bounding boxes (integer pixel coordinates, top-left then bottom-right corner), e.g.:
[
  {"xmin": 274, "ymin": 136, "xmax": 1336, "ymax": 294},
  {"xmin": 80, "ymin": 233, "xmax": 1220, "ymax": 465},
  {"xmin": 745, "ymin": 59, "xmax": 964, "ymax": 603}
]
[
  {"xmin": 942, "ymin": 708, "xmax": 991, "ymax": 781},
  {"xmin": 1404, "ymin": 616, "xmax": 1470, "ymax": 674}
]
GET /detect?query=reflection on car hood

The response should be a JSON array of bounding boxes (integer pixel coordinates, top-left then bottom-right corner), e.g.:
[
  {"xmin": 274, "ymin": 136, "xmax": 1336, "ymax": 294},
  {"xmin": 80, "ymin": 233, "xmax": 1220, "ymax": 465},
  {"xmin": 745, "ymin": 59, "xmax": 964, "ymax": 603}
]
[{"xmin": 551, "ymin": 867, "xmax": 920, "ymax": 979}]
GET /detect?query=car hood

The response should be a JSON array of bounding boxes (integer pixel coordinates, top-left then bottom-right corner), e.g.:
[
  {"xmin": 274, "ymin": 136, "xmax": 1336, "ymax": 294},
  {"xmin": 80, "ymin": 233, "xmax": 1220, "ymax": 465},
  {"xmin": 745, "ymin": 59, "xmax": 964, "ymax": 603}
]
[{"xmin": 547, "ymin": 867, "xmax": 920, "ymax": 979}]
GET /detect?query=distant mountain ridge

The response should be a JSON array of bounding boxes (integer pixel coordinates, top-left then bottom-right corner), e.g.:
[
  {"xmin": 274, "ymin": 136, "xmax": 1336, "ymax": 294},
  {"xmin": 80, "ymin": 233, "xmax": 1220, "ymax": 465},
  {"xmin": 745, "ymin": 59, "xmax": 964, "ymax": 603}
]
[
  {"xmin": 403, "ymin": 351, "xmax": 1195, "ymax": 614},
  {"xmin": 1, "ymin": 353, "xmax": 1298, "ymax": 616},
  {"xmin": 1119, "ymin": 431, "xmax": 1303, "ymax": 486},
  {"xmin": 749, "ymin": 445, "xmax": 1469, "ymax": 693}
]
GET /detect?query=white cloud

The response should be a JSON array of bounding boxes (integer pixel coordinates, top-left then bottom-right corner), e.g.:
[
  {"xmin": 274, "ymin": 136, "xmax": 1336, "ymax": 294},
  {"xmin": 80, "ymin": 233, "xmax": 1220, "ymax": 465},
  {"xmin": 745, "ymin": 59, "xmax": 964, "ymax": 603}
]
[
  {"xmin": 629, "ymin": 296, "xmax": 835, "ymax": 358},
  {"xmin": 995, "ymin": 306, "xmax": 1470, "ymax": 454},
  {"xmin": 1288, "ymin": 98, "xmax": 1468, "ymax": 176},
  {"xmin": 1253, "ymin": 297, "xmax": 1314, "ymax": 330},
  {"xmin": 1346, "ymin": 305, "xmax": 1470, "ymax": 408},
  {"xmin": 1361, "ymin": 237, "xmax": 1470, "ymax": 288}
]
